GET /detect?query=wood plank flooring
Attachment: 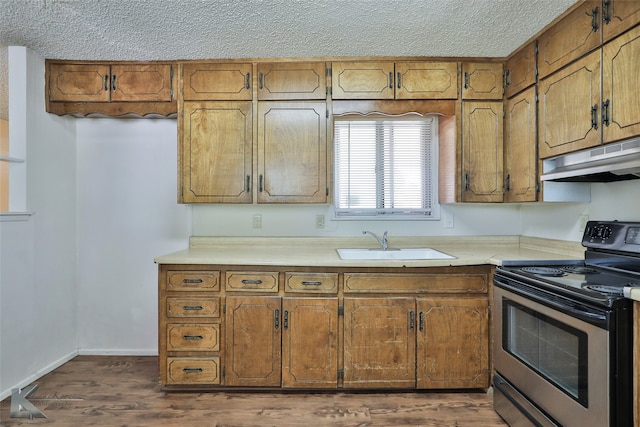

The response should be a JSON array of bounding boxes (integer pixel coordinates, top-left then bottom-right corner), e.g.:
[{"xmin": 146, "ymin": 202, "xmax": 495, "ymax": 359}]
[{"xmin": 0, "ymin": 356, "xmax": 507, "ymax": 426}]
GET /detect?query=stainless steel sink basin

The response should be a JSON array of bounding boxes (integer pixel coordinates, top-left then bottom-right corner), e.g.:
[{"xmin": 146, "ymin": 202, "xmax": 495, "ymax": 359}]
[{"xmin": 336, "ymin": 248, "xmax": 456, "ymax": 260}]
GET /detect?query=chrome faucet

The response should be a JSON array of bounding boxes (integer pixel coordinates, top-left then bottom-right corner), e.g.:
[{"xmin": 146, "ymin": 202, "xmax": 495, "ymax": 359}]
[{"xmin": 363, "ymin": 230, "xmax": 389, "ymax": 250}]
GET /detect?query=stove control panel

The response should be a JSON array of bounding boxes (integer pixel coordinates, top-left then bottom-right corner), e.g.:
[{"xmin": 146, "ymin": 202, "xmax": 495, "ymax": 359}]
[{"xmin": 583, "ymin": 221, "xmax": 640, "ymax": 253}]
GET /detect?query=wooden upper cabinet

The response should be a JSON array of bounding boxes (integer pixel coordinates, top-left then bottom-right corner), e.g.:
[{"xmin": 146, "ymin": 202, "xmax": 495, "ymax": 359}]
[
  {"xmin": 332, "ymin": 61, "xmax": 458, "ymax": 99},
  {"xmin": 538, "ymin": 0, "xmax": 602, "ymax": 79},
  {"xmin": 461, "ymin": 63, "xmax": 503, "ymax": 100},
  {"xmin": 257, "ymin": 62, "xmax": 327, "ymax": 100},
  {"xmin": 257, "ymin": 102, "xmax": 327, "ymax": 203},
  {"xmin": 416, "ymin": 297, "xmax": 489, "ymax": 389},
  {"xmin": 332, "ymin": 61, "xmax": 395, "ymax": 99},
  {"xmin": 538, "ymin": 50, "xmax": 601, "ymax": 159},
  {"xmin": 603, "ymin": 0, "xmax": 640, "ymax": 42},
  {"xmin": 395, "ymin": 62, "xmax": 458, "ymax": 99},
  {"xmin": 182, "ymin": 63, "xmax": 252, "ymax": 101},
  {"xmin": 179, "ymin": 101, "xmax": 253, "ymax": 203},
  {"xmin": 602, "ymin": 22, "xmax": 640, "ymax": 144},
  {"xmin": 461, "ymin": 101, "xmax": 504, "ymax": 202},
  {"xmin": 504, "ymin": 87, "xmax": 538, "ymax": 203},
  {"xmin": 48, "ymin": 63, "xmax": 173, "ymax": 102},
  {"xmin": 504, "ymin": 42, "xmax": 537, "ymax": 99}
]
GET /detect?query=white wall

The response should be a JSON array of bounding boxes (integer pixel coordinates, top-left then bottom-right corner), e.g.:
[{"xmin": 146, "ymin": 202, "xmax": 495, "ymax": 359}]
[{"xmin": 0, "ymin": 47, "xmax": 78, "ymax": 399}]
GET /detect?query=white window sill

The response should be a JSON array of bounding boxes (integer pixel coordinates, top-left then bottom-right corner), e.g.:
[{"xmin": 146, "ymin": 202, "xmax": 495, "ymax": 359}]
[{"xmin": 0, "ymin": 211, "xmax": 34, "ymax": 222}]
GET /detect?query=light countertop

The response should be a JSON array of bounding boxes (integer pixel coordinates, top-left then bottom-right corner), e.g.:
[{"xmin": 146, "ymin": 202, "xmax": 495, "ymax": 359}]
[{"xmin": 154, "ymin": 235, "xmax": 585, "ymax": 268}]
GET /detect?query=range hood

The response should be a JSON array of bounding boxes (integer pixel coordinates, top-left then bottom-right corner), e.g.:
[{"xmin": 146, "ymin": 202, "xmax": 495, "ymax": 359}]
[{"xmin": 541, "ymin": 138, "xmax": 640, "ymax": 182}]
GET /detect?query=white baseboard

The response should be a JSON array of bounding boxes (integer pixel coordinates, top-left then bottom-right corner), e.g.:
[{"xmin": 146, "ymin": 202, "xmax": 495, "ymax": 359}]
[
  {"xmin": 77, "ymin": 349, "xmax": 158, "ymax": 356},
  {"xmin": 0, "ymin": 349, "xmax": 79, "ymax": 401}
]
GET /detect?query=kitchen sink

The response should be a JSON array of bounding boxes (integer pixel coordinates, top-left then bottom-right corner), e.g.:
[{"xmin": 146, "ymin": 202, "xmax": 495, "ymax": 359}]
[{"xmin": 336, "ymin": 248, "xmax": 456, "ymax": 260}]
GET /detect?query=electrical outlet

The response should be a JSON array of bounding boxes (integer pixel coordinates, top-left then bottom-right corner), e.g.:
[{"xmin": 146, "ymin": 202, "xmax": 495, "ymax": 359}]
[
  {"xmin": 252, "ymin": 214, "xmax": 262, "ymax": 229},
  {"xmin": 578, "ymin": 214, "xmax": 589, "ymax": 232},
  {"xmin": 444, "ymin": 213, "xmax": 454, "ymax": 229},
  {"xmin": 316, "ymin": 214, "xmax": 325, "ymax": 229}
]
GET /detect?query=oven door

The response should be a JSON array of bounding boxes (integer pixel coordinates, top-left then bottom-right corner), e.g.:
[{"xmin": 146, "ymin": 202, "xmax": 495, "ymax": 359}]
[{"xmin": 493, "ymin": 277, "xmax": 611, "ymax": 427}]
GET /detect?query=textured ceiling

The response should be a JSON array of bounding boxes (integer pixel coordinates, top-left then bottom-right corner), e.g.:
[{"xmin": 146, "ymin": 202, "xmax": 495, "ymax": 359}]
[{"xmin": 0, "ymin": 0, "xmax": 577, "ymax": 120}]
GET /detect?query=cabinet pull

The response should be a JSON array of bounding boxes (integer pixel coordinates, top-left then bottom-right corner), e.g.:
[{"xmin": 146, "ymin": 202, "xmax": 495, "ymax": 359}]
[
  {"xmin": 602, "ymin": 99, "xmax": 610, "ymax": 127},
  {"xmin": 283, "ymin": 310, "xmax": 289, "ymax": 330},
  {"xmin": 103, "ymin": 75, "xmax": 109, "ymax": 91},
  {"xmin": 464, "ymin": 173, "xmax": 470, "ymax": 191},
  {"xmin": 183, "ymin": 368, "xmax": 203, "ymax": 373},
  {"xmin": 419, "ymin": 312, "xmax": 424, "ymax": 331},
  {"xmin": 591, "ymin": 104, "xmax": 599, "ymax": 130},
  {"xmin": 602, "ymin": 0, "xmax": 611, "ymax": 24},
  {"xmin": 259, "ymin": 175, "xmax": 263, "ymax": 192},
  {"xmin": 464, "ymin": 72, "xmax": 470, "ymax": 89},
  {"xmin": 590, "ymin": 6, "xmax": 600, "ymax": 32},
  {"xmin": 183, "ymin": 278, "xmax": 204, "ymax": 284},
  {"xmin": 503, "ymin": 70, "xmax": 511, "ymax": 88},
  {"xmin": 111, "ymin": 74, "xmax": 117, "ymax": 92},
  {"xmin": 388, "ymin": 72, "xmax": 393, "ymax": 89},
  {"xmin": 183, "ymin": 305, "xmax": 203, "ymax": 311},
  {"xmin": 246, "ymin": 175, "xmax": 251, "ymax": 193},
  {"xmin": 241, "ymin": 279, "xmax": 263, "ymax": 285},
  {"xmin": 274, "ymin": 309, "xmax": 280, "ymax": 329},
  {"xmin": 397, "ymin": 72, "xmax": 402, "ymax": 89},
  {"xmin": 301, "ymin": 281, "xmax": 322, "ymax": 286},
  {"xmin": 504, "ymin": 174, "xmax": 511, "ymax": 192},
  {"xmin": 409, "ymin": 310, "xmax": 415, "ymax": 330},
  {"xmin": 245, "ymin": 73, "xmax": 251, "ymax": 89},
  {"xmin": 259, "ymin": 72, "xmax": 264, "ymax": 89},
  {"xmin": 183, "ymin": 335, "xmax": 204, "ymax": 340}
]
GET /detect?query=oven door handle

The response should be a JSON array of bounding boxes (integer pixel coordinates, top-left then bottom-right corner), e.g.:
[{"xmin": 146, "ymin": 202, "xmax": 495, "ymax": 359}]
[{"xmin": 494, "ymin": 275, "xmax": 608, "ymax": 326}]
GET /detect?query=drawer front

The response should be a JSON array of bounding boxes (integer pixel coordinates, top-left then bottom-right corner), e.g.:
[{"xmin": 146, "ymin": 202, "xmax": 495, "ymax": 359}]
[
  {"xmin": 166, "ymin": 271, "xmax": 220, "ymax": 292},
  {"xmin": 167, "ymin": 324, "xmax": 220, "ymax": 351},
  {"xmin": 344, "ymin": 273, "xmax": 488, "ymax": 293},
  {"xmin": 166, "ymin": 297, "xmax": 220, "ymax": 318},
  {"xmin": 284, "ymin": 272, "xmax": 338, "ymax": 293},
  {"xmin": 225, "ymin": 271, "xmax": 278, "ymax": 292},
  {"xmin": 166, "ymin": 357, "xmax": 221, "ymax": 385}
]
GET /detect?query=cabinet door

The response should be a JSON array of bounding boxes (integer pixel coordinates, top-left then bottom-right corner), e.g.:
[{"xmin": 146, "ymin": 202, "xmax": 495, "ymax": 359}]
[
  {"xmin": 257, "ymin": 102, "xmax": 327, "ymax": 203},
  {"xmin": 331, "ymin": 62, "xmax": 395, "ymax": 99},
  {"xmin": 538, "ymin": 0, "xmax": 601, "ymax": 78},
  {"xmin": 282, "ymin": 298, "xmax": 338, "ymax": 388},
  {"xmin": 257, "ymin": 62, "xmax": 327, "ymax": 100},
  {"xmin": 180, "ymin": 101, "xmax": 252, "ymax": 203},
  {"xmin": 603, "ymin": 0, "xmax": 640, "ymax": 42},
  {"xmin": 602, "ymin": 24, "xmax": 640, "ymax": 144},
  {"xmin": 538, "ymin": 50, "xmax": 601, "ymax": 159},
  {"xmin": 416, "ymin": 298, "xmax": 489, "ymax": 389},
  {"xmin": 343, "ymin": 297, "xmax": 416, "ymax": 388},
  {"xmin": 395, "ymin": 62, "xmax": 458, "ymax": 99},
  {"xmin": 462, "ymin": 101, "xmax": 504, "ymax": 202},
  {"xmin": 48, "ymin": 63, "xmax": 111, "ymax": 102},
  {"xmin": 182, "ymin": 63, "xmax": 252, "ymax": 101},
  {"xmin": 504, "ymin": 87, "xmax": 538, "ymax": 202},
  {"xmin": 504, "ymin": 42, "xmax": 537, "ymax": 99},
  {"xmin": 225, "ymin": 296, "xmax": 282, "ymax": 387},
  {"xmin": 110, "ymin": 64, "xmax": 173, "ymax": 102},
  {"xmin": 461, "ymin": 63, "xmax": 503, "ymax": 100}
]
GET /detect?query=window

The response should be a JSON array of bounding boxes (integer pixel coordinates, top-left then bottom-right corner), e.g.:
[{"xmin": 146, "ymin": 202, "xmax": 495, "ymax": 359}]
[{"xmin": 333, "ymin": 114, "xmax": 439, "ymax": 219}]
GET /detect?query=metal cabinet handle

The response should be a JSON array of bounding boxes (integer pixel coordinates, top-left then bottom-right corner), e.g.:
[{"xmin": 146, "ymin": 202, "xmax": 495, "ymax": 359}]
[
  {"xmin": 259, "ymin": 175, "xmax": 263, "ymax": 192},
  {"xmin": 397, "ymin": 72, "xmax": 402, "ymax": 89},
  {"xmin": 465, "ymin": 173, "xmax": 470, "ymax": 191},
  {"xmin": 283, "ymin": 310, "xmax": 289, "ymax": 330},
  {"xmin": 111, "ymin": 74, "xmax": 117, "ymax": 92},
  {"xmin": 246, "ymin": 175, "xmax": 251, "ymax": 192},
  {"xmin": 103, "ymin": 75, "xmax": 109, "ymax": 91},
  {"xmin": 602, "ymin": 99, "xmax": 610, "ymax": 127},
  {"xmin": 591, "ymin": 104, "xmax": 599, "ymax": 130},
  {"xmin": 590, "ymin": 6, "xmax": 600, "ymax": 32},
  {"xmin": 388, "ymin": 72, "xmax": 393, "ymax": 89},
  {"xmin": 464, "ymin": 72, "xmax": 470, "ymax": 89},
  {"xmin": 409, "ymin": 311, "xmax": 415, "ymax": 330},
  {"xmin": 245, "ymin": 73, "xmax": 251, "ymax": 89},
  {"xmin": 301, "ymin": 281, "xmax": 322, "ymax": 286},
  {"xmin": 603, "ymin": 0, "xmax": 611, "ymax": 24},
  {"xmin": 505, "ymin": 174, "xmax": 511, "ymax": 192},
  {"xmin": 183, "ymin": 305, "xmax": 203, "ymax": 311},
  {"xmin": 419, "ymin": 312, "xmax": 424, "ymax": 331},
  {"xmin": 259, "ymin": 72, "xmax": 264, "ymax": 89},
  {"xmin": 183, "ymin": 368, "xmax": 203, "ymax": 373},
  {"xmin": 183, "ymin": 278, "xmax": 203, "ymax": 284},
  {"xmin": 241, "ymin": 279, "xmax": 263, "ymax": 285},
  {"xmin": 183, "ymin": 335, "xmax": 204, "ymax": 340},
  {"xmin": 274, "ymin": 309, "xmax": 280, "ymax": 329}
]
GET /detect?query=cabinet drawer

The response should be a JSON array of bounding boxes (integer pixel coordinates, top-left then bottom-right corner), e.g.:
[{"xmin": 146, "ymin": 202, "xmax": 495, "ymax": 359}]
[
  {"xmin": 166, "ymin": 357, "xmax": 221, "ymax": 385},
  {"xmin": 284, "ymin": 272, "xmax": 338, "ymax": 293},
  {"xmin": 166, "ymin": 271, "xmax": 220, "ymax": 292},
  {"xmin": 225, "ymin": 271, "xmax": 279, "ymax": 292},
  {"xmin": 167, "ymin": 324, "xmax": 220, "ymax": 351},
  {"xmin": 166, "ymin": 297, "xmax": 220, "ymax": 318},
  {"xmin": 343, "ymin": 273, "xmax": 488, "ymax": 294}
]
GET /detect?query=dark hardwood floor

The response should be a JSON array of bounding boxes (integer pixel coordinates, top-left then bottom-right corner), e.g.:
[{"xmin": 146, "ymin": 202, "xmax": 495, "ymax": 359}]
[{"xmin": 0, "ymin": 356, "xmax": 507, "ymax": 426}]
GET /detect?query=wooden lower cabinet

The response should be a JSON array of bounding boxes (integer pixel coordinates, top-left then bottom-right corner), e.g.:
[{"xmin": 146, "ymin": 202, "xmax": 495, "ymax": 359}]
[{"xmin": 158, "ymin": 264, "xmax": 491, "ymax": 391}]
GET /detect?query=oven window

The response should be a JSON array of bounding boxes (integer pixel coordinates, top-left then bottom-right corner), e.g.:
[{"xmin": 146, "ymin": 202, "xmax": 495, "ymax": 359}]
[{"xmin": 503, "ymin": 300, "xmax": 588, "ymax": 406}]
